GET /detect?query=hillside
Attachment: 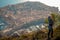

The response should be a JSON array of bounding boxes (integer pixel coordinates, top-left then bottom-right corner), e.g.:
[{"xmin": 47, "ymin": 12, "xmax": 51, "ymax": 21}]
[{"xmin": 0, "ymin": 1, "xmax": 59, "ymax": 36}]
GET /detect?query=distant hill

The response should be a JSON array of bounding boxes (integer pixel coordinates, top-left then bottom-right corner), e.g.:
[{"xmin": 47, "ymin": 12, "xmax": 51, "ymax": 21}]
[
  {"xmin": 0, "ymin": 1, "xmax": 59, "ymax": 36},
  {"xmin": 0, "ymin": 1, "xmax": 58, "ymax": 12}
]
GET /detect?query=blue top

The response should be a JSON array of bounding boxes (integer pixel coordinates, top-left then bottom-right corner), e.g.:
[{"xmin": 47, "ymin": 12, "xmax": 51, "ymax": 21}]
[{"xmin": 48, "ymin": 16, "xmax": 54, "ymax": 29}]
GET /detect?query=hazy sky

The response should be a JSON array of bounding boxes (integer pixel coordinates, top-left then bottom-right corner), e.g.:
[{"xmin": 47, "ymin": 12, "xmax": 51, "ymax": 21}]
[
  {"xmin": 0, "ymin": 0, "xmax": 60, "ymax": 11},
  {"xmin": 29, "ymin": 0, "xmax": 60, "ymax": 10}
]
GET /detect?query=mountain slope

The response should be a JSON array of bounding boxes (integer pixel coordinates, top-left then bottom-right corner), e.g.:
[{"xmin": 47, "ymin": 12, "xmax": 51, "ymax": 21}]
[{"xmin": 0, "ymin": 1, "xmax": 59, "ymax": 36}]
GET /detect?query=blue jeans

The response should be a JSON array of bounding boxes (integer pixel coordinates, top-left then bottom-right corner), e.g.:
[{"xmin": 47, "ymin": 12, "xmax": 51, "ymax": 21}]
[{"xmin": 48, "ymin": 25, "xmax": 53, "ymax": 38}]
